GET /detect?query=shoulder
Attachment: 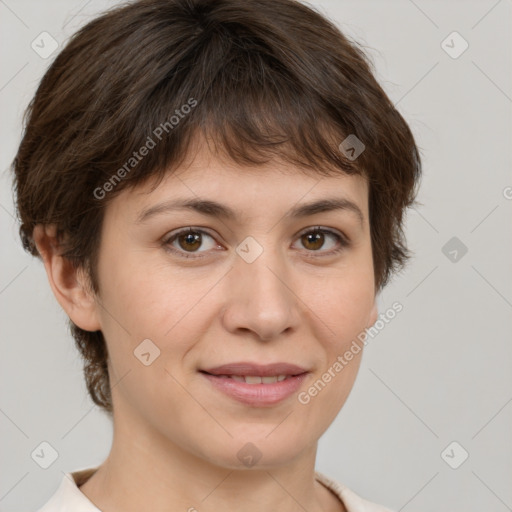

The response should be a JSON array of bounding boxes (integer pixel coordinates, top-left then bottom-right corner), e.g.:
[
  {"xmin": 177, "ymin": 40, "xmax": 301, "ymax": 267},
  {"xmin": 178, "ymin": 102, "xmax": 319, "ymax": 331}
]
[
  {"xmin": 315, "ymin": 471, "xmax": 396, "ymax": 512},
  {"xmin": 34, "ymin": 467, "xmax": 100, "ymax": 512}
]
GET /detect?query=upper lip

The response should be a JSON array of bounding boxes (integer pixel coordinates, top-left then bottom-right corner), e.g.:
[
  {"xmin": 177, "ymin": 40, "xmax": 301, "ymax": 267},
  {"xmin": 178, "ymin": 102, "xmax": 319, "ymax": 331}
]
[{"xmin": 200, "ymin": 362, "xmax": 308, "ymax": 377}]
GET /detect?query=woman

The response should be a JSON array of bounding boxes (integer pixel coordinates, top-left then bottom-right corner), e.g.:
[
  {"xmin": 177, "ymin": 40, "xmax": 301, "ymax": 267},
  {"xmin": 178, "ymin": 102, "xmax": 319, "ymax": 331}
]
[{"xmin": 12, "ymin": 0, "xmax": 421, "ymax": 510}]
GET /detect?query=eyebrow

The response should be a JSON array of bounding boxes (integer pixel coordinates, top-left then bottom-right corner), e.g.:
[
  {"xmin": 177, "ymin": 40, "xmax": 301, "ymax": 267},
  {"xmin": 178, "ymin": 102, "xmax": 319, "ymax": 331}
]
[{"xmin": 136, "ymin": 197, "xmax": 365, "ymax": 227}]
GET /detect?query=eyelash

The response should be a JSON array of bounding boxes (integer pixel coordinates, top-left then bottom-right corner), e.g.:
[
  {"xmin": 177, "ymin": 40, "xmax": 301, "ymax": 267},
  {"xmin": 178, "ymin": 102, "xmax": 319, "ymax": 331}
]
[{"xmin": 162, "ymin": 226, "xmax": 350, "ymax": 260}]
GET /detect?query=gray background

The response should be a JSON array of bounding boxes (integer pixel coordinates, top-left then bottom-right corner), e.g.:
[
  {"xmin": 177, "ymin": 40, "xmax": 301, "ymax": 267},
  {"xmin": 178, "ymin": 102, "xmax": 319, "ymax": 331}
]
[{"xmin": 1, "ymin": 1, "xmax": 511, "ymax": 511}]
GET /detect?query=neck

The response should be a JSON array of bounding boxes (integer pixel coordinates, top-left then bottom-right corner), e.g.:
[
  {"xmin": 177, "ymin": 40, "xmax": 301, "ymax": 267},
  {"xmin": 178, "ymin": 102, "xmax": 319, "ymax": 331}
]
[{"xmin": 78, "ymin": 409, "xmax": 343, "ymax": 511}]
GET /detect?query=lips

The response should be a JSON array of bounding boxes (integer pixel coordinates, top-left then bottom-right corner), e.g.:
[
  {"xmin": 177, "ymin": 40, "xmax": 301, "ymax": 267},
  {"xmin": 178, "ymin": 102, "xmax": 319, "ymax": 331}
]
[
  {"xmin": 199, "ymin": 362, "xmax": 310, "ymax": 405},
  {"xmin": 200, "ymin": 362, "xmax": 308, "ymax": 378},
  {"xmin": 200, "ymin": 368, "xmax": 309, "ymax": 406}
]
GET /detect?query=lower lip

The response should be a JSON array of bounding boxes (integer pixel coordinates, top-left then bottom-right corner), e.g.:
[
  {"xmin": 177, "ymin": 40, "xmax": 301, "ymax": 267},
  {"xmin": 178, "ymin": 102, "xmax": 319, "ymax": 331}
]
[{"xmin": 200, "ymin": 372, "xmax": 309, "ymax": 406}]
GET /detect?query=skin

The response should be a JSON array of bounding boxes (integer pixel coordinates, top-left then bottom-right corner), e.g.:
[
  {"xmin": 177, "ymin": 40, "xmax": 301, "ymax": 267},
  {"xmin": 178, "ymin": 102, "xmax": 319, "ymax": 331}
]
[{"xmin": 33, "ymin": 136, "xmax": 378, "ymax": 512}]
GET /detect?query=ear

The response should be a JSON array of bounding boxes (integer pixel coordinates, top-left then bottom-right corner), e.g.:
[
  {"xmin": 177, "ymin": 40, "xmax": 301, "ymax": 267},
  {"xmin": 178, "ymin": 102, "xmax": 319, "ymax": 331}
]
[{"xmin": 32, "ymin": 224, "xmax": 101, "ymax": 332}]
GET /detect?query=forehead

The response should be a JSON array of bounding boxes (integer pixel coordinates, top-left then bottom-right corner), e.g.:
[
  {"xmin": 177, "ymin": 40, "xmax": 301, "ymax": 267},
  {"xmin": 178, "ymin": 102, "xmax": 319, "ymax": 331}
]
[{"xmin": 109, "ymin": 139, "xmax": 369, "ymax": 225}]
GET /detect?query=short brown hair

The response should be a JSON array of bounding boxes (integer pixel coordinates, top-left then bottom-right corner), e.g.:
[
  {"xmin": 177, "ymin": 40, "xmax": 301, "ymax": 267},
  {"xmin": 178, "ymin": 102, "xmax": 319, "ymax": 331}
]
[{"xmin": 12, "ymin": 0, "xmax": 422, "ymax": 414}]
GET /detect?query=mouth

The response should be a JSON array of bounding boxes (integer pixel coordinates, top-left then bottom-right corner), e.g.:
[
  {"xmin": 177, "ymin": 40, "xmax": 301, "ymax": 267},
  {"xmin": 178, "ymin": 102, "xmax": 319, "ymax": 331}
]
[
  {"xmin": 199, "ymin": 372, "xmax": 304, "ymax": 384},
  {"xmin": 199, "ymin": 361, "xmax": 308, "ymax": 378},
  {"xmin": 198, "ymin": 362, "xmax": 310, "ymax": 406}
]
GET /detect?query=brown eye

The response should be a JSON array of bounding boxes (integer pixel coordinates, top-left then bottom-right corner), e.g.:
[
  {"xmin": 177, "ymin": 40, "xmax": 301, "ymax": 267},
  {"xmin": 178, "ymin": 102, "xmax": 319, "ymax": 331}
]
[
  {"xmin": 163, "ymin": 228, "xmax": 219, "ymax": 258},
  {"xmin": 294, "ymin": 227, "xmax": 349, "ymax": 256},
  {"xmin": 301, "ymin": 231, "xmax": 325, "ymax": 251},
  {"xmin": 163, "ymin": 226, "xmax": 348, "ymax": 260},
  {"xmin": 177, "ymin": 231, "xmax": 202, "ymax": 252}
]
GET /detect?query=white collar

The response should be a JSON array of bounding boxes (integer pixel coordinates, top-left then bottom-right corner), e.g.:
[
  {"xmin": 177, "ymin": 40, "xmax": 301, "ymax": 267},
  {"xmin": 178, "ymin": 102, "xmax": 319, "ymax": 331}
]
[{"xmin": 36, "ymin": 467, "xmax": 393, "ymax": 512}]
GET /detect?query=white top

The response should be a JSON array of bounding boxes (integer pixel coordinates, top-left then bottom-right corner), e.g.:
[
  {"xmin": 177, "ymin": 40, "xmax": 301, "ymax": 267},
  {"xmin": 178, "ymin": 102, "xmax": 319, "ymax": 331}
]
[{"xmin": 35, "ymin": 467, "xmax": 395, "ymax": 512}]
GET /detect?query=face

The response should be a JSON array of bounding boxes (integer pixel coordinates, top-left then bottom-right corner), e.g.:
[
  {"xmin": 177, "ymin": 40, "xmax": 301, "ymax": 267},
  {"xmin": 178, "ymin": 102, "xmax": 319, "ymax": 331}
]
[{"xmin": 92, "ymin": 140, "xmax": 378, "ymax": 469}]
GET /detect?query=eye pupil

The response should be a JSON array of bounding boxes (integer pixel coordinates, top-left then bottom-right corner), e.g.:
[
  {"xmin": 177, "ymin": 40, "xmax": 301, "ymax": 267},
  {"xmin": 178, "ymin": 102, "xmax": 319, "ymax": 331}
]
[
  {"xmin": 303, "ymin": 232, "xmax": 324, "ymax": 250},
  {"xmin": 179, "ymin": 232, "xmax": 201, "ymax": 251}
]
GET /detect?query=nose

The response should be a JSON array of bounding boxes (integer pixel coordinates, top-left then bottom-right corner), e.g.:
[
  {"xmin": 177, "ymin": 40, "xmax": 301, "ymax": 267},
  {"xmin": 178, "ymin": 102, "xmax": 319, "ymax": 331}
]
[{"xmin": 220, "ymin": 245, "xmax": 302, "ymax": 341}]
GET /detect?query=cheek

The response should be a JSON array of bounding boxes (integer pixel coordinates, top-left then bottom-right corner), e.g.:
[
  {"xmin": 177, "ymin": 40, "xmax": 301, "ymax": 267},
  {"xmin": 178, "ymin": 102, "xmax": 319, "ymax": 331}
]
[
  {"xmin": 96, "ymin": 251, "xmax": 216, "ymax": 368},
  {"xmin": 310, "ymin": 270, "xmax": 374, "ymax": 413},
  {"xmin": 305, "ymin": 266, "xmax": 375, "ymax": 344},
  {"xmin": 298, "ymin": 344, "xmax": 363, "ymax": 434},
  {"xmin": 97, "ymin": 250, "xmax": 175, "ymax": 329}
]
